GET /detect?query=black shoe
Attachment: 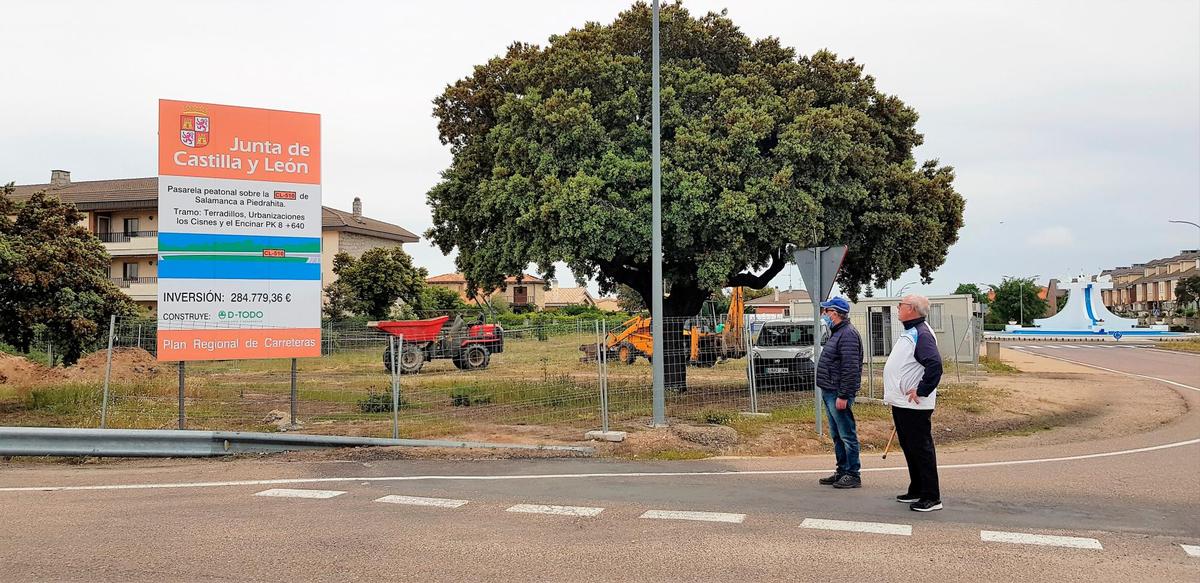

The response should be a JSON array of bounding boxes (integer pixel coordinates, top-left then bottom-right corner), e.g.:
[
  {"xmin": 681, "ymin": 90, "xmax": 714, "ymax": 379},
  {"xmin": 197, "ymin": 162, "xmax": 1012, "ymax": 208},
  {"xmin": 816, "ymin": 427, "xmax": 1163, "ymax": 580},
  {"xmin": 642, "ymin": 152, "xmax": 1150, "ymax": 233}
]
[
  {"xmin": 896, "ymin": 493, "xmax": 920, "ymax": 503},
  {"xmin": 831, "ymin": 474, "xmax": 862, "ymax": 489},
  {"xmin": 910, "ymin": 499, "xmax": 943, "ymax": 512},
  {"xmin": 818, "ymin": 473, "xmax": 842, "ymax": 486}
]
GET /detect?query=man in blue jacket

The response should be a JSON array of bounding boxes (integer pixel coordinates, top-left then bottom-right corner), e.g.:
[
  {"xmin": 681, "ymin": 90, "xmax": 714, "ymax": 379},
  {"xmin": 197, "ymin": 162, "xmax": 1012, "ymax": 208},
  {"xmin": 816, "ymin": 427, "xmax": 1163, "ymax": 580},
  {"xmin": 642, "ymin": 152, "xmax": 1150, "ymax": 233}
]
[{"xmin": 815, "ymin": 296, "xmax": 864, "ymax": 489}]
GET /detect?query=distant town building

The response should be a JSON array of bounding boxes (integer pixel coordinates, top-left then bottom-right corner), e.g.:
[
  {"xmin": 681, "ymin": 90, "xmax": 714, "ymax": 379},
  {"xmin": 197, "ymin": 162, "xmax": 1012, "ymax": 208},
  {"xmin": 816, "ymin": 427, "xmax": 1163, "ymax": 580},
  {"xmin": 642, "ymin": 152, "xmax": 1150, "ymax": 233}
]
[
  {"xmin": 1101, "ymin": 250, "xmax": 1199, "ymax": 314},
  {"xmin": 8, "ymin": 171, "xmax": 418, "ymax": 312},
  {"xmin": 543, "ymin": 285, "xmax": 596, "ymax": 310},
  {"xmin": 746, "ymin": 289, "xmax": 810, "ymax": 315},
  {"xmin": 426, "ymin": 272, "xmax": 547, "ymax": 311}
]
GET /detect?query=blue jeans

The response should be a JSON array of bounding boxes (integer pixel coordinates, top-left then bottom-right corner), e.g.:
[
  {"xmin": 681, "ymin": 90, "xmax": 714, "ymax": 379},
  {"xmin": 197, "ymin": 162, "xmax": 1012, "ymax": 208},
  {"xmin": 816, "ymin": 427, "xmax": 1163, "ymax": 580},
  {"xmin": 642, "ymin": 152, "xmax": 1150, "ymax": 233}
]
[{"xmin": 822, "ymin": 389, "xmax": 860, "ymax": 477}]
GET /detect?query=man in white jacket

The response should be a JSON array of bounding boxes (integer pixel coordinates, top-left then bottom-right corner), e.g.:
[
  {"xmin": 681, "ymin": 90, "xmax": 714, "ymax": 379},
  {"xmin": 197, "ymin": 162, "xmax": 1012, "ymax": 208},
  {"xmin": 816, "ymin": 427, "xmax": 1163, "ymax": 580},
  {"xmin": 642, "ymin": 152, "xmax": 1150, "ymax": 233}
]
[{"xmin": 883, "ymin": 294, "xmax": 944, "ymax": 512}]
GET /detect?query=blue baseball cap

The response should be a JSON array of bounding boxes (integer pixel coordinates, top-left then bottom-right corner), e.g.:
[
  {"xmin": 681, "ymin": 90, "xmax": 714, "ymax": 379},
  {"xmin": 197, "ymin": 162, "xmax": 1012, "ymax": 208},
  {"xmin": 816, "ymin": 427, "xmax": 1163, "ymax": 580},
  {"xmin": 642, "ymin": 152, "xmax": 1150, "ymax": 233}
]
[{"xmin": 820, "ymin": 297, "xmax": 851, "ymax": 314}]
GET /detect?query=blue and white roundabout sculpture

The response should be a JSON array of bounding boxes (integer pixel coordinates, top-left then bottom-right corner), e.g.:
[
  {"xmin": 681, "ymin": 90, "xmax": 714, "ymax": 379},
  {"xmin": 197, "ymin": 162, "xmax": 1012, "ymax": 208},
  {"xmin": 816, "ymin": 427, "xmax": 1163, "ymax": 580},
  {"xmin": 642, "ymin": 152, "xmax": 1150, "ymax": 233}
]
[{"xmin": 1005, "ymin": 275, "xmax": 1174, "ymax": 338}]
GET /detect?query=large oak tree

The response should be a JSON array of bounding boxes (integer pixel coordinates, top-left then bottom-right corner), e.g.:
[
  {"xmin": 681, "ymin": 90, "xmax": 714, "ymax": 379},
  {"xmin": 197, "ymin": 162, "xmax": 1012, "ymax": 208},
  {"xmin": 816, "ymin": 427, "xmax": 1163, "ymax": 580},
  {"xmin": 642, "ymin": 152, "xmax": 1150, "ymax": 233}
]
[{"xmin": 426, "ymin": 3, "xmax": 964, "ymax": 388}]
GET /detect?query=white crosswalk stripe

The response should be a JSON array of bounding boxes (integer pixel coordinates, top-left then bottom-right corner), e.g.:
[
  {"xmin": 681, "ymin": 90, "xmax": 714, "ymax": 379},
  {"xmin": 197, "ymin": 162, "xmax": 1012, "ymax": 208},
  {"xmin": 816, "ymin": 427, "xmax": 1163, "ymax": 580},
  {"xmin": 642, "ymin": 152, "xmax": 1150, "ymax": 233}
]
[
  {"xmin": 980, "ymin": 530, "xmax": 1102, "ymax": 550},
  {"xmin": 506, "ymin": 504, "xmax": 604, "ymax": 517},
  {"xmin": 254, "ymin": 488, "xmax": 346, "ymax": 499},
  {"xmin": 375, "ymin": 495, "xmax": 468, "ymax": 508},
  {"xmin": 800, "ymin": 518, "xmax": 911, "ymax": 536},
  {"xmin": 1181, "ymin": 544, "xmax": 1200, "ymax": 558},
  {"xmin": 640, "ymin": 510, "xmax": 746, "ymax": 523}
]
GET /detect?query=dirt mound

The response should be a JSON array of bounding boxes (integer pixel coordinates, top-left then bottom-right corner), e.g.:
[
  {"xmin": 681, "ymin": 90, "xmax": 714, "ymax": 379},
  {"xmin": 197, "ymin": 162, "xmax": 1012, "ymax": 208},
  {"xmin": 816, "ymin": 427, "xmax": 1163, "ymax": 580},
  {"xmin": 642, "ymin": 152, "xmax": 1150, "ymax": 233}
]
[
  {"xmin": 62, "ymin": 347, "xmax": 159, "ymax": 382},
  {"xmin": 0, "ymin": 353, "xmax": 63, "ymax": 387}
]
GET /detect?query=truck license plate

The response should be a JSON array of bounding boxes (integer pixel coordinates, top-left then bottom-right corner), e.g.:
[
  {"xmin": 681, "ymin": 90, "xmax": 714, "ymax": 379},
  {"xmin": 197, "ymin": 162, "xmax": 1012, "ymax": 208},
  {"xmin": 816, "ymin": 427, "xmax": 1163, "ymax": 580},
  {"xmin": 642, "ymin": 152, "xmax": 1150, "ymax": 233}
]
[{"xmin": 765, "ymin": 367, "xmax": 788, "ymax": 374}]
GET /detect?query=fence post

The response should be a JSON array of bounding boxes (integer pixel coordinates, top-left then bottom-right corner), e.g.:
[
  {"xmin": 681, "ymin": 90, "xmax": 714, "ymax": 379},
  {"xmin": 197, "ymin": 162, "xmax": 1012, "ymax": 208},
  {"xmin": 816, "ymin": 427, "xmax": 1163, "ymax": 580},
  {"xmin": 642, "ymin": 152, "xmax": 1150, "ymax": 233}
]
[
  {"xmin": 950, "ymin": 316, "xmax": 961, "ymax": 383},
  {"xmin": 745, "ymin": 317, "xmax": 758, "ymax": 414},
  {"xmin": 177, "ymin": 361, "xmax": 186, "ymax": 430},
  {"xmin": 601, "ymin": 320, "xmax": 610, "ymax": 433},
  {"xmin": 289, "ymin": 358, "xmax": 298, "ymax": 429},
  {"xmin": 391, "ymin": 335, "xmax": 402, "ymax": 440},
  {"xmin": 865, "ymin": 308, "xmax": 874, "ymax": 400},
  {"xmin": 47, "ymin": 340, "xmax": 53, "ymax": 368},
  {"xmin": 100, "ymin": 314, "xmax": 116, "ymax": 428}
]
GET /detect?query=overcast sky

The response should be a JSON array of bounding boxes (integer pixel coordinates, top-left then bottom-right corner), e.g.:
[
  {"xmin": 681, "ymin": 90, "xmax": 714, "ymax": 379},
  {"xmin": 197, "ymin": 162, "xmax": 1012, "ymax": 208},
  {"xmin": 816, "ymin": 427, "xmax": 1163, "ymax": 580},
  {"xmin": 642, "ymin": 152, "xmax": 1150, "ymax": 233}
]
[{"xmin": 2, "ymin": 1, "xmax": 1197, "ymax": 298}]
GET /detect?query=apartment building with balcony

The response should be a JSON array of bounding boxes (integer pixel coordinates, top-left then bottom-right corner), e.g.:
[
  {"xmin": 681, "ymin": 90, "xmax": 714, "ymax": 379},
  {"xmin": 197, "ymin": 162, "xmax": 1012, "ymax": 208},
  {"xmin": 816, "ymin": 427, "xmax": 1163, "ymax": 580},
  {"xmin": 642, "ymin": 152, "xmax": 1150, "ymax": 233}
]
[
  {"xmin": 9, "ymin": 170, "xmax": 418, "ymax": 313},
  {"xmin": 1100, "ymin": 249, "xmax": 1200, "ymax": 314}
]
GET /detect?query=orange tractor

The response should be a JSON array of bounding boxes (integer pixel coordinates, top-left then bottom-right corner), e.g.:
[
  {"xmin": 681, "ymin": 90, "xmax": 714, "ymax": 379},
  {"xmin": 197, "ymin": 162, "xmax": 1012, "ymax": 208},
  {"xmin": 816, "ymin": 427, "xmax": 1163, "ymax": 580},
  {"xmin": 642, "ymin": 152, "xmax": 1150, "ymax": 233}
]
[{"xmin": 580, "ymin": 288, "xmax": 746, "ymax": 366}]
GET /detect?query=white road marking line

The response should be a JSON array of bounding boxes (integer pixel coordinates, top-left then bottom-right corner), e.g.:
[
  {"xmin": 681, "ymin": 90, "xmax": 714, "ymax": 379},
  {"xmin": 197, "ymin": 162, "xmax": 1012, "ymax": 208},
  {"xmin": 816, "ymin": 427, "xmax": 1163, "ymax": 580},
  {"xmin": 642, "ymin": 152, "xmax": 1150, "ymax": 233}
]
[
  {"xmin": 980, "ymin": 530, "xmax": 1102, "ymax": 550},
  {"xmin": 640, "ymin": 510, "xmax": 746, "ymax": 523},
  {"xmin": 1181, "ymin": 544, "xmax": 1200, "ymax": 557},
  {"xmin": 506, "ymin": 504, "xmax": 603, "ymax": 517},
  {"xmin": 374, "ymin": 495, "xmax": 468, "ymax": 508},
  {"xmin": 254, "ymin": 488, "xmax": 345, "ymax": 499},
  {"xmin": 6, "ymin": 440, "xmax": 1200, "ymax": 493},
  {"xmin": 800, "ymin": 518, "xmax": 911, "ymax": 536},
  {"xmin": 1012, "ymin": 349, "xmax": 1200, "ymax": 393}
]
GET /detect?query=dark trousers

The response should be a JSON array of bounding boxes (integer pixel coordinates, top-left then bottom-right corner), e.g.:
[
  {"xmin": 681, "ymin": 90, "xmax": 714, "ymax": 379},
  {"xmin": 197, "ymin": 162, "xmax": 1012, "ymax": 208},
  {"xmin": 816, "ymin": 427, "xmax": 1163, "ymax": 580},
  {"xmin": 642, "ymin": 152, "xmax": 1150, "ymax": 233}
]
[{"xmin": 892, "ymin": 406, "xmax": 940, "ymax": 501}]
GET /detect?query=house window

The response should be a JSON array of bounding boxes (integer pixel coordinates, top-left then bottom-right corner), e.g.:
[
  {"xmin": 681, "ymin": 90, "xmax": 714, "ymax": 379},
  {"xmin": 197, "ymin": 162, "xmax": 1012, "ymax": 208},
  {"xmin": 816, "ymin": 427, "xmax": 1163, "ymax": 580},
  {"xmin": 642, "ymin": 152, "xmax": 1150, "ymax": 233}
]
[
  {"xmin": 512, "ymin": 286, "xmax": 528, "ymax": 305},
  {"xmin": 122, "ymin": 262, "xmax": 139, "ymax": 281},
  {"xmin": 928, "ymin": 303, "xmax": 944, "ymax": 331},
  {"xmin": 123, "ymin": 218, "xmax": 139, "ymax": 235}
]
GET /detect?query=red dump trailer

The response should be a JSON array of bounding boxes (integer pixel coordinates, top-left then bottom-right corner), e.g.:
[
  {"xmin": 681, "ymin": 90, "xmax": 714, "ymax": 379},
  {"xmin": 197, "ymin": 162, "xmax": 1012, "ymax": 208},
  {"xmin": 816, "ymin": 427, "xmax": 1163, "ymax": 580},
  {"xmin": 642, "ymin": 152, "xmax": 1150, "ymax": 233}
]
[{"xmin": 368, "ymin": 315, "xmax": 504, "ymax": 374}]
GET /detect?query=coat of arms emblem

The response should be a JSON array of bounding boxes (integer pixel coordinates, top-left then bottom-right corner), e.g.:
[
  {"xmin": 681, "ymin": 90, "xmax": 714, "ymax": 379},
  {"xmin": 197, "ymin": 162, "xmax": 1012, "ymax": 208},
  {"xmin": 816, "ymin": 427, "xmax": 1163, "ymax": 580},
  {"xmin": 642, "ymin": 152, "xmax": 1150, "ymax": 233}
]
[{"xmin": 179, "ymin": 108, "xmax": 210, "ymax": 148}]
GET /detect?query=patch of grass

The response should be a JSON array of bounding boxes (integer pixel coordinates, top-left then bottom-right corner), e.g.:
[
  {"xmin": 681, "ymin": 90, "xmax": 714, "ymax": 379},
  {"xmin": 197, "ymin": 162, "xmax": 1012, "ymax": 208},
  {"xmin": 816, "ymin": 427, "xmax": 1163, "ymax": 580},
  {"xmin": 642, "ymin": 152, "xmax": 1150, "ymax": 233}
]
[
  {"xmin": 637, "ymin": 449, "xmax": 713, "ymax": 460},
  {"xmin": 979, "ymin": 356, "xmax": 1021, "ymax": 374},
  {"xmin": 26, "ymin": 385, "xmax": 100, "ymax": 416},
  {"xmin": 1156, "ymin": 339, "xmax": 1200, "ymax": 354},
  {"xmin": 936, "ymin": 382, "xmax": 1000, "ymax": 415}
]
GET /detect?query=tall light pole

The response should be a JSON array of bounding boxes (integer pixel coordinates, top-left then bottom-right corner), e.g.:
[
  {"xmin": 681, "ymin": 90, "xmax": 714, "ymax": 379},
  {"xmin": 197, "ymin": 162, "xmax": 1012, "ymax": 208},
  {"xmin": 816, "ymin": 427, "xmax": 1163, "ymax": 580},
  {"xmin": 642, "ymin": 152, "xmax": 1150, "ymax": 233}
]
[
  {"xmin": 649, "ymin": 0, "xmax": 665, "ymax": 426},
  {"xmin": 897, "ymin": 281, "xmax": 919, "ymax": 297},
  {"xmin": 1004, "ymin": 274, "xmax": 1040, "ymax": 326},
  {"xmin": 1168, "ymin": 219, "xmax": 1200, "ymax": 231}
]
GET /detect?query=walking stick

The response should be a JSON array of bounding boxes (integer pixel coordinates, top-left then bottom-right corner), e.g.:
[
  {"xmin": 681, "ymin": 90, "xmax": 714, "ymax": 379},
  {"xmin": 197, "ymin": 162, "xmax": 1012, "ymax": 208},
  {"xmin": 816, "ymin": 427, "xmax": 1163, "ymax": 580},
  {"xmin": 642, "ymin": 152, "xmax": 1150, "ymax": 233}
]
[{"xmin": 882, "ymin": 427, "xmax": 897, "ymax": 459}]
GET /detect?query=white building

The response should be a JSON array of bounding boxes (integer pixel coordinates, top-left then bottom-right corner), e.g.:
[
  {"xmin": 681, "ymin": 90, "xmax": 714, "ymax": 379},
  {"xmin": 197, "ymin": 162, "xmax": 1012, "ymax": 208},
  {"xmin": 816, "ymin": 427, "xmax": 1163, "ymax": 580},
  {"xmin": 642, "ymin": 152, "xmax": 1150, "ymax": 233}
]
[{"xmin": 791, "ymin": 294, "xmax": 980, "ymax": 363}]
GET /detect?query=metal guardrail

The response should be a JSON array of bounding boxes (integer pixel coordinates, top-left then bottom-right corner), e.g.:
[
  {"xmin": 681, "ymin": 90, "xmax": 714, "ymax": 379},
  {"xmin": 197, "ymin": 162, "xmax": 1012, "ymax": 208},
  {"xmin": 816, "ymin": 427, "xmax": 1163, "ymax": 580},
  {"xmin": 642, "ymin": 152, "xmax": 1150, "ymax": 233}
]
[{"xmin": 0, "ymin": 427, "xmax": 595, "ymax": 458}]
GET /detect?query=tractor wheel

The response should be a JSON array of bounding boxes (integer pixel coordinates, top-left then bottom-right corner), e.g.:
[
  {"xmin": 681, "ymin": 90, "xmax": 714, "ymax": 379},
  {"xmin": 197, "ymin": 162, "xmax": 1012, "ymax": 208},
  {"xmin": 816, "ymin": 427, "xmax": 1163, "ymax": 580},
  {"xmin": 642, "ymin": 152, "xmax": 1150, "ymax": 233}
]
[
  {"xmin": 395, "ymin": 345, "xmax": 425, "ymax": 374},
  {"xmin": 459, "ymin": 344, "xmax": 490, "ymax": 370},
  {"xmin": 617, "ymin": 342, "xmax": 637, "ymax": 365}
]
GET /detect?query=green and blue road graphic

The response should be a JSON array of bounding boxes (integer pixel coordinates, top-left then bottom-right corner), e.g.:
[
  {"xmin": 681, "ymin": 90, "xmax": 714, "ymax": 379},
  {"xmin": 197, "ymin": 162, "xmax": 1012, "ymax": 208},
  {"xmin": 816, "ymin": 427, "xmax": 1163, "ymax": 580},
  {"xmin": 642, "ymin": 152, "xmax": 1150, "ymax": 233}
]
[{"xmin": 158, "ymin": 232, "xmax": 320, "ymax": 281}]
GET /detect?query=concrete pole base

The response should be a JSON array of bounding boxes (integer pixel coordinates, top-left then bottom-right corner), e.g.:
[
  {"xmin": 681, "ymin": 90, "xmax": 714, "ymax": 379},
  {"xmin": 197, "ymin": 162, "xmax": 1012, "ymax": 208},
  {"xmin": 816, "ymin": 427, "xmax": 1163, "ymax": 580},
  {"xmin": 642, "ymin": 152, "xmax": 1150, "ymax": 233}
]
[
  {"xmin": 739, "ymin": 412, "xmax": 770, "ymax": 418},
  {"xmin": 585, "ymin": 430, "xmax": 627, "ymax": 442}
]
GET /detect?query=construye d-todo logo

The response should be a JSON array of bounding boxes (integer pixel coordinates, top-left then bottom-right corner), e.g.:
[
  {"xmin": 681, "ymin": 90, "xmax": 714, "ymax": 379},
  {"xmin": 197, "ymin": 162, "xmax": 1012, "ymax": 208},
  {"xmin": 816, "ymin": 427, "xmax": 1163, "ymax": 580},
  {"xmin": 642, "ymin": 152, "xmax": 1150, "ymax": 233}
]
[{"xmin": 179, "ymin": 106, "xmax": 210, "ymax": 148}]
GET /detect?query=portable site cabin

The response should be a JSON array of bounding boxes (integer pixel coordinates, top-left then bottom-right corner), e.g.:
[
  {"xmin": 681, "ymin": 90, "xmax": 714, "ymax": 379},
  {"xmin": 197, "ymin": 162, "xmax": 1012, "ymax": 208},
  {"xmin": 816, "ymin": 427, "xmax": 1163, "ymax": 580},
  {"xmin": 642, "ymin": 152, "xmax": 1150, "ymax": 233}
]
[{"xmin": 789, "ymin": 293, "xmax": 980, "ymax": 363}]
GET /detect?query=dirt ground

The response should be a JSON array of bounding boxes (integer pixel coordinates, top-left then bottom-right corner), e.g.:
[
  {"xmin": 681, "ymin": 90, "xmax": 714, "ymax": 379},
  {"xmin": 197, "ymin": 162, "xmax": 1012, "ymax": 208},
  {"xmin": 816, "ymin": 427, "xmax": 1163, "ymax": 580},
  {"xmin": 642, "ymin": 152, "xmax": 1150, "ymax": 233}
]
[
  {"xmin": 1, "ymin": 346, "xmax": 1189, "ymax": 463},
  {"xmin": 0, "ymin": 348, "xmax": 158, "ymax": 388}
]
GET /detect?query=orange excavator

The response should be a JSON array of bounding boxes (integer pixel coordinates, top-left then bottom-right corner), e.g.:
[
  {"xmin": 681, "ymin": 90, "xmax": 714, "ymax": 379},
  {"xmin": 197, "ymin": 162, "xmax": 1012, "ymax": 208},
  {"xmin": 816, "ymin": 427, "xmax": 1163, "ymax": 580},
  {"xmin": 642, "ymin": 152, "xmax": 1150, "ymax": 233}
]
[{"xmin": 580, "ymin": 287, "xmax": 746, "ymax": 366}]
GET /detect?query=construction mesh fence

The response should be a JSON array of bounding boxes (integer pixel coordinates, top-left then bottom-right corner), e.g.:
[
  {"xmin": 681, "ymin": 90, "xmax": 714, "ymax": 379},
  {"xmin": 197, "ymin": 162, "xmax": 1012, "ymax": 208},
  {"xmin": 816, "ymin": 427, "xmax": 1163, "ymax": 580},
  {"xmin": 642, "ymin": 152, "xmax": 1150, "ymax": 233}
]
[{"xmin": 2, "ymin": 312, "xmax": 982, "ymax": 439}]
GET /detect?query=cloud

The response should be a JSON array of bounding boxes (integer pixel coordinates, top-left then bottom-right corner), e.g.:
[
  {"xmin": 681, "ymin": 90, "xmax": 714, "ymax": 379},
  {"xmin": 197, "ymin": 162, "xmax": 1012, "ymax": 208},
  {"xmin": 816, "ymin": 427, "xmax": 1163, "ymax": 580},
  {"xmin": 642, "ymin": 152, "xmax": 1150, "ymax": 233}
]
[{"xmin": 1027, "ymin": 226, "xmax": 1076, "ymax": 247}]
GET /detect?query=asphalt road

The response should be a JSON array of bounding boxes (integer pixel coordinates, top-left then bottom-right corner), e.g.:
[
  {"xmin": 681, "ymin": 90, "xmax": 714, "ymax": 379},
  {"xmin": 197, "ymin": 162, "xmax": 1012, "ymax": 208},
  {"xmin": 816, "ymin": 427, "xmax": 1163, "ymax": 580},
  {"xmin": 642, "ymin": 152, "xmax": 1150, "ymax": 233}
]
[{"xmin": 1, "ymin": 346, "xmax": 1198, "ymax": 582}]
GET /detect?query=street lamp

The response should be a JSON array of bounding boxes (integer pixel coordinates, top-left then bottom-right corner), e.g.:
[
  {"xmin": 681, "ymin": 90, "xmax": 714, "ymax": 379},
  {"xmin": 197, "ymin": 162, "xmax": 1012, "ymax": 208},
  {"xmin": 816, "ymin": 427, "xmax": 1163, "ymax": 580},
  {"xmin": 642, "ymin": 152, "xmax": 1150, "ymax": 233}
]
[
  {"xmin": 1168, "ymin": 219, "xmax": 1200, "ymax": 230},
  {"xmin": 649, "ymin": 0, "xmax": 665, "ymax": 426},
  {"xmin": 896, "ymin": 281, "xmax": 919, "ymax": 297},
  {"xmin": 1004, "ymin": 274, "xmax": 1040, "ymax": 326}
]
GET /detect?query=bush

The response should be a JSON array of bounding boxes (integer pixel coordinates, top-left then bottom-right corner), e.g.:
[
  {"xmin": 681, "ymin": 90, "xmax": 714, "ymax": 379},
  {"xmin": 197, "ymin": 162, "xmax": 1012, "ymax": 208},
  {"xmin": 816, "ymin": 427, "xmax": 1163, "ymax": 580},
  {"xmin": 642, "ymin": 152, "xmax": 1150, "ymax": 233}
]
[
  {"xmin": 357, "ymin": 389, "xmax": 406, "ymax": 413},
  {"xmin": 450, "ymin": 387, "xmax": 493, "ymax": 407},
  {"xmin": 700, "ymin": 409, "xmax": 736, "ymax": 425}
]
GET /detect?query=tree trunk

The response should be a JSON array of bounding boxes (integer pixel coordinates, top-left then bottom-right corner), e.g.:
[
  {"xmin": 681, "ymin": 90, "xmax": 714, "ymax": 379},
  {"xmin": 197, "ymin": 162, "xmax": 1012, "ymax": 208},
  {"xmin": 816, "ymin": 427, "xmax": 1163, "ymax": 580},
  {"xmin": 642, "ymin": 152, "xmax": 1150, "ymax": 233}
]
[{"xmin": 659, "ymin": 290, "xmax": 708, "ymax": 393}]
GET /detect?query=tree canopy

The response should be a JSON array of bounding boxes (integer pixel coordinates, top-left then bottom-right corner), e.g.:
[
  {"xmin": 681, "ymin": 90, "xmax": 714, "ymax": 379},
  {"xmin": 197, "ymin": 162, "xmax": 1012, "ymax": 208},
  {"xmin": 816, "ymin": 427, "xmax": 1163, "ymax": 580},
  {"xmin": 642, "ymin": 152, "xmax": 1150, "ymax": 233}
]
[
  {"xmin": 989, "ymin": 277, "xmax": 1046, "ymax": 326},
  {"xmin": 953, "ymin": 283, "xmax": 989, "ymax": 305},
  {"xmin": 323, "ymin": 248, "xmax": 428, "ymax": 320},
  {"xmin": 426, "ymin": 2, "xmax": 964, "ymax": 320},
  {"xmin": 0, "ymin": 184, "xmax": 138, "ymax": 365},
  {"xmin": 1175, "ymin": 276, "xmax": 1200, "ymax": 309}
]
